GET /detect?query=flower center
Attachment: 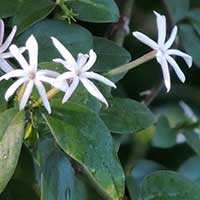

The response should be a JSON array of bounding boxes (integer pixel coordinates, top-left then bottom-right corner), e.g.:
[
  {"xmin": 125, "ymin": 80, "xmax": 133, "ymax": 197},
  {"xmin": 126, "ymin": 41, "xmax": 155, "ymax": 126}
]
[{"xmin": 28, "ymin": 71, "xmax": 36, "ymax": 80}]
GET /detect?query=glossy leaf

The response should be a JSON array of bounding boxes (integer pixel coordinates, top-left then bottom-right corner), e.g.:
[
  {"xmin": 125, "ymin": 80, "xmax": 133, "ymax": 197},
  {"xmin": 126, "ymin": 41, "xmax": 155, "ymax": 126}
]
[
  {"xmin": 0, "ymin": 109, "xmax": 25, "ymax": 193},
  {"xmin": 0, "ymin": 0, "xmax": 20, "ymax": 18},
  {"xmin": 101, "ymin": 98, "xmax": 155, "ymax": 134},
  {"xmin": 43, "ymin": 101, "xmax": 125, "ymax": 200}
]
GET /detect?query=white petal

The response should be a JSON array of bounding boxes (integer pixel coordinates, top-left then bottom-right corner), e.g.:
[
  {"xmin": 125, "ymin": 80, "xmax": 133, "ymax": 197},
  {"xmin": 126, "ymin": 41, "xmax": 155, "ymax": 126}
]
[
  {"xmin": 37, "ymin": 75, "xmax": 55, "ymax": 85},
  {"xmin": 0, "ymin": 19, "xmax": 5, "ymax": 45},
  {"xmin": 0, "ymin": 69, "xmax": 26, "ymax": 81},
  {"xmin": 1, "ymin": 51, "xmax": 15, "ymax": 59},
  {"xmin": 166, "ymin": 55, "xmax": 185, "ymax": 83},
  {"xmin": 84, "ymin": 72, "xmax": 116, "ymax": 88},
  {"xmin": 164, "ymin": 26, "xmax": 178, "ymax": 49},
  {"xmin": 80, "ymin": 78, "xmax": 108, "ymax": 107},
  {"xmin": 19, "ymin": 80, "xmax": 34, "ymax": 110},
  {"xmin": 54, "ymin": 80, "xmax": 69, "ymax": 92},
  {"xmin": 9, "ymin": 45, "xmax": 30, "ymax": 72},
  {"xmin": 77, "ymin": 53, "xmax": 89, "ymax": 68},
  {"xmin": 156, "ymin": 56, "xmax": 171, "ymax": 92},
  {"xmin": 82, "ymin": 49, "xmax": 97, "ymax": 72},
  {"xmin": 37, "ymin": 70, "xmax": 60, "ymax": 78},
  {"xmin": 154, "ymin": 11, "xmax": 166, "ymax": 46},
  {"xmin": 167, "ymin": 49, "xmax": 192, "ymax": 67},
  {"xmin": 56, "ymin": 71, "xmax": 74, "ymax": 81},
  {"xmin": 5, "ymin": 78, "xmax": 27, "ymax": 101},
  {"xmin": 51, "ymin": 37, "xmax": 77, "ymax": 68},
  {"xmin": 132, "ymin": 32, "xmax": 158, "ymax": 50},
  {"xmin": 35, "ymin": 80, "xmax": 51, "ymax": 114},
  {"xmin": 53, "ymin": 58, "xmax": 75, "ymax": 72},
  {"xmin": 0, "ymin": 25, "xmax": 17, "ymax": 53},
  {"xmin": 0, "ymin": 58, "xmax": 14, "ymax": 73},
  {"xmin": 62, "ymin": 77, "xmax": 79, "ymax": 103},
  {"xmin": 26, "ymin": 35, "xmax": 38, "ymax": 71}
]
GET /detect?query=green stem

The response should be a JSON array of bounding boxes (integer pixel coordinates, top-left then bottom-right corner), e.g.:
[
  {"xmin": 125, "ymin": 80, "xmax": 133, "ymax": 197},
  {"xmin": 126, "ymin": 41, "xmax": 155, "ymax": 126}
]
[{"xmin": 107, "ymin": 50, "xmax": 156, "ymax": 76}]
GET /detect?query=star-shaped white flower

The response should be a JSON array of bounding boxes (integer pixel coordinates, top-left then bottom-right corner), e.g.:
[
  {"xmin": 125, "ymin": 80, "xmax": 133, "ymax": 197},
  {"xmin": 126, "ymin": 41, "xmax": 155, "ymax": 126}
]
[
  {"xmin": 0, "ymin": 35, "xmax": 67, "ymax": 113},
  {"xmin": 51, "ymin": 37, "xmax": 116, "ymax": 107},
  {"xmin": 0, "ymin": 19, "xmax": 25, "ymax": 73},
  {"xmin": 133, "ymin": 11, "xmax": 192, "ymax": 92}
]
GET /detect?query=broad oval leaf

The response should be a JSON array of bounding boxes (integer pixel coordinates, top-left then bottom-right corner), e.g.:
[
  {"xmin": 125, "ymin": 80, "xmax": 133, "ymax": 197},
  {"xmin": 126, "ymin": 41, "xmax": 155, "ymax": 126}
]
[
  {"xmin": 43, "ymin": 101, "xmax": 125, "ymax": 200},
  {"xmin": 0, "ymin": 109, "xmax": 25, "ymax": 193},
  {"xmin": 101, "ymin": 98, "xmax": 155, "ymax": 134},
  {"xmin": 0, "ymin": 0, "xmax": 20, "ymax": 18},
  {"xmin": 140, "ymin": 171, "xmax": 200, "ymax": 200},
  {"xmin": 16, "ymin": 19, "xmax": 93, "ymax": 62},
  {"xmin": 65, "ymin": 0, "xmax": 119, "ymax": 23}
]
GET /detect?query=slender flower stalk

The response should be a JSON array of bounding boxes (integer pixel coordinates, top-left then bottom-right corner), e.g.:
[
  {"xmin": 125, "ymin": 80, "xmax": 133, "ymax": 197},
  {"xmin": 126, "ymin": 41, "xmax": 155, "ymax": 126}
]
[{"xmin": 51, "ymin": 37, "xmax": 116, "ymax": 107}]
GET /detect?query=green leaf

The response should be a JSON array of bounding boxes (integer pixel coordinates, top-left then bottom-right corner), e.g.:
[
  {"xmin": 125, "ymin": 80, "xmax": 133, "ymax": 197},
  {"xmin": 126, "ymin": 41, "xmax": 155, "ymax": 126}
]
[
  {"xmin": 0, "ymin": 109, "xmax": 25, "ymax": 193},
  {"xmin": 16, "ymin": 19, "xmax": 93, "ymax": 62},
  {"xmin": 126, "ymin": 176, "xmax": 140, "ymax": 200},
  {"xmin": 65, "ymin": 0, "xmax": 119, "ymax": 23},
  {"xmin": 179, "ymin": 24, "xmax": 200, "ymax": 67},
  {"xmin": 178, "ymin": 156, "xmax": 200, "ymax": 183},
  {"xmin": 152, "ymin": 116, "xmax": 177, "ymax": 148},
  {"xmin": 164, "ymin": 0, "xmax": 190, "ymax": 23},
  {"xmin": 43, "ymin": 101, "xmax": 125, "ymax": 200},
  {"xmin": 101, "ymin": 98, "xmax": 155, "ymax": 134},
  {"xmin": 0, "ymin": 0, "xmax": 20, "ymax": 18},
  {"xmin": 187, "ymin": 9, "xmax": 200, "ymax": 34},
  {"xmin": 13, "ymin": 0, "xmax": 56, "ymax": 34},
  {"xmin": 140, "ymin": 171, "xmax": 200, "ymax": 200}
]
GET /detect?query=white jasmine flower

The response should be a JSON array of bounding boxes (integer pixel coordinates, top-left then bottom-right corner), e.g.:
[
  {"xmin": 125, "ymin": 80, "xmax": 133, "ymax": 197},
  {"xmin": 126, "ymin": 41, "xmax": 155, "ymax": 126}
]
[
  {"xmin": 0, "ymin": 35, "xmax": 67, "ymax": 114},
  {"xmin": 133, "ymin": 11, "xmax": 192, "ymax": 92},
  {"xmin": 0, "ymin": 19, "xmax": 25, "ymax": 73},
  {"xmin": 51, "ymin": 37, "xmax": 116, "ymax": 107}
]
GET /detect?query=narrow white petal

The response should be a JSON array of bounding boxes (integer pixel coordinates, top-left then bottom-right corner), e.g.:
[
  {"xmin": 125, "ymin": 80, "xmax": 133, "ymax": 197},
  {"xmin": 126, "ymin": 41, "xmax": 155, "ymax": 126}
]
[
  {"xmin": 56, "ymin": 71, "xmax": 74, "ymax": 81},
  {"xmin": 37, "ymin": 75, "xmax": 55, "ymax": 85},
  {"xmin": 0, "ymin": 58, "xmax": 14, "ymax": 73},
  {"xmin": 0, "ymin": 69, "xmax": 26, "ymax": 81},
  {"xmin": 35, "ymin": 80, "xmax": 51, "ymax": 114},
  {"xmin": 62, "ymin": 77, "xmax": 79, "ymax": 103},
  {"xmin": 51, "ymin": 37, "xmax": 77, "ymax": 67},
  {"xmin": 80, "ymin": 78, "xmax": 108, "ymax": 107},
  {"xmin": 132, "ymin": 32, "xmax": 158, "ymax": 50},
  {"xmin": 154, "ymin": 11, "xmax": 166, "ymax": 46},
  {"xmin": 1, "ymin": 52, "xmax": 15, "ymax": 59},
  {"xmin": 9, "ymin": 45, "xmax": 30, "ymax": 72},
  {"xmin": 156, "ymin": 56, "xmax": 171, "ymax": 92},
  {"xmin": 37, "ymin": 70, "xmax": 60, "ymax": 78},
  {"xmin": 77, "ymin": 53, "xmax": 89, "ymax": 68},
  {"xmin": 19, "ymin": 80, "xmax": 34, "ymax": 110},
  {"xmin": 0, "ymin": 20, "xmax": 5, "ymax": 45},
  {"xmin": 5, "ymin": 78, "xmax": 27, "ymax": 101},
  {"xmin": 166, "ymin": 55, "xmax": 185, "ymax": 83},
  {"xmin": 0, "ymin": 25, "xmax": 17, "ymax": 53},
  {"xmin": 54, "ymin": 80, "xmax": 69, "ymax": 92},
  {"xmin": 53, "ymin": 58, "xmax": 75, "ymax": 72},
  {"xmin": 82, "ymin": 49, "xmax": 97, "ymax": 72},
  {"xmin": 26, "ymin": 35, "xmax": 38, "ymax": 71},
  {"xmin": 84, "ymin": 72, "xmax": 116, "ymax": 88},
  {"xmin": 164, "ymin": 26, "xmax": 178, "ymax": 49},
  {"xmin": 167, "ymin": 49, "xmax": 192, "ymax": 67}
]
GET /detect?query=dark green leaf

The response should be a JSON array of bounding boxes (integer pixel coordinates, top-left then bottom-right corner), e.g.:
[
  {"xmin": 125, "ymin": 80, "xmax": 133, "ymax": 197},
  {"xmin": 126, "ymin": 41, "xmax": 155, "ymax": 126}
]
[
  {"xmin": 126, "ymin": 176, "xmax": 140, "ymax": 200},
  {"xmin": 101, "ymin": 98, "xmax": 155, "ymax": 134},
  {"xmin": 140, "ymin": 171, "xmax": 200, "ymax": 200},
  {"xmin": 0, "ymin": 109, "xmax": 25, "ymax": 193},
  {"xmin": 0, "ymin": 0, "xmax": 20, "ymax": 18},
  {"xmin": 65, "ymin": 0, "xmax": 119, "ymax": 23},
  {"xmin": 43, "ymin": 101, "xmax": 125, "ymax": 200}
]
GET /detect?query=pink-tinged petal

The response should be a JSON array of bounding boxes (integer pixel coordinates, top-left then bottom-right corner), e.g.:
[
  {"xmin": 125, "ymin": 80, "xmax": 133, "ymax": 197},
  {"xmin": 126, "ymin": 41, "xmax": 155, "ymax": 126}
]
[
  {"xmin": 53, "ymin": 58, "xmax": 75, "ymax": 72},
  {"xmin": 80, "ymin": 78, "xmax": 108, "ymax": 107},
  {"xmin": 84, "ymin": 72, "xmax": 116, "ymax": 88},
  {"xmin": 62, "ymin": 77, "xmax": 79, "ymax": 103},
  {"xmin": 0, "ymin": 25, "xmax": 17, "ymax": 53},
  {"xmin": 156, "ymin": 56, "xmax": 171, "ymax": 92},
  {"xmin": 0, "ymin": 69, "xmax": 26, "ymax": 81},
  {"xmin": 51, "ymin": 37, "xmax": 77, "ymax": 68},
  {"xmin": 5, "ymin": 78, "xmax": 27, "ymax": 101},
  {"xmin": 82, "ymin": 49, "xmax": 97, "ymax": 72},
  {"xmin": 166, "ymin": 55, "xmax": 185, "ymax": 83},
  {"xmin": 0, "ymin": 58, "xmax": 14, "ymax": 73},
  {"xmin": 164, "ymin": 26, "xmax": 178, "ymax": 49},
  {"xmin": 26, "ymin": 35, "xmax": 38, "ymax": 71},
  {"xmin": 77, "ymin": 53, "xmax": 89, "ymax": 68},
  {"xmin": 153, "ymin": 11, "xmax": 166, "ymax": 46},
  {"xmin": 132, "ymin": 32, "xmax": 158, "ymax": 50},
  {"xmin": 9, "ymin": 45, "xmax": 30, "ymax": 72},
  {"xmin": 19, "ymin": 80, "xmax": 34, "ymax": 110},
  {"xmin": 37, "ymin": 69, "xmax": 60, "ymax": 78},
  {"xmin": 56, "ymin": 71, "xmax": 74, "ymax": 81},
  {"xmin": 35, "ymin": 80, "xmax": 51, "ymax": 114},
  {"xmin": 0, "ymin": 19, "xmax": 5, "ymax": 45},
  {"xmin": 167, "ymin": 49, "xmax": 192, "ymax": 67}
]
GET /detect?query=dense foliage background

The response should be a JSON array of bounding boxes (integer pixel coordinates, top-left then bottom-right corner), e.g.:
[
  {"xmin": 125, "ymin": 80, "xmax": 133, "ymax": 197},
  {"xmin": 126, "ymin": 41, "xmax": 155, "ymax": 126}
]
[{"xmin": 1, "ymin": 0, "xmax": 200, "ymax": 199}]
